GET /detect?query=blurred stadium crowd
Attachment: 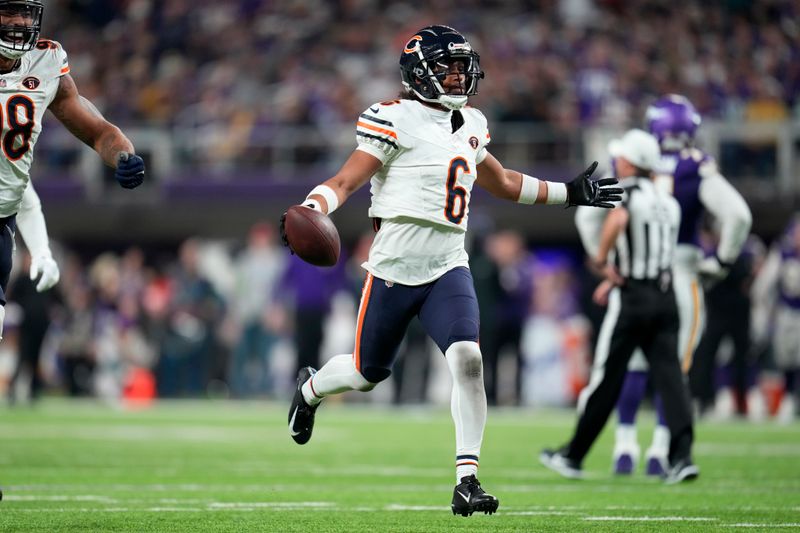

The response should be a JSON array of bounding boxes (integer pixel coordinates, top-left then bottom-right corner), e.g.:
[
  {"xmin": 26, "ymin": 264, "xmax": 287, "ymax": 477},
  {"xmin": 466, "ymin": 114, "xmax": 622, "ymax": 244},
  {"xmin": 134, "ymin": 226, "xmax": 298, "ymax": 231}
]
[
  {"xmin": 3, "ymin": 213, "xmax": 799, "ymax": 424},
  {"xmin": 37, "ymin": 0, "xmax": 799, "ymax": 171},
  {"xmin": 0, "ymin": 0, "xmax": 798, "ymax": 423},
  {"xmin": 0, "ymin": 223, "xmax": 590, "ymax": 407}
]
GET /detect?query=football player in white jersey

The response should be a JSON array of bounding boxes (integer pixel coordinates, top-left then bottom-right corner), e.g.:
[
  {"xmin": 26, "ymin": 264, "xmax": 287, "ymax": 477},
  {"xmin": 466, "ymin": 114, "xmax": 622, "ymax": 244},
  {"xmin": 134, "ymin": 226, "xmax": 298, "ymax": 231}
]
[
  {"xmin": 282, "ymin": 25, "xmax": 621, "ymax": 516},
  {"xmin": 0, "ymin": 0, "xmax": 144, "ymax": 340}
]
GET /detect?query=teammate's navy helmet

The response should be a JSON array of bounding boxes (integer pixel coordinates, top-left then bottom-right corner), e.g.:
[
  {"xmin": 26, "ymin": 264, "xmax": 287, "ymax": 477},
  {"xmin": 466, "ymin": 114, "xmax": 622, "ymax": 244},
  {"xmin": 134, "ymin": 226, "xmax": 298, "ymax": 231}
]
[
  {"xmin": 645, "ymin": 94, "xmax": 701, "ymax": 152},
  {"xmin": 399, "ymin": 25, "xmax": 484, "ymax": 110},
  {"xmin": 0, "ymin": 0, "xmax": 43, "ymax": 60}
]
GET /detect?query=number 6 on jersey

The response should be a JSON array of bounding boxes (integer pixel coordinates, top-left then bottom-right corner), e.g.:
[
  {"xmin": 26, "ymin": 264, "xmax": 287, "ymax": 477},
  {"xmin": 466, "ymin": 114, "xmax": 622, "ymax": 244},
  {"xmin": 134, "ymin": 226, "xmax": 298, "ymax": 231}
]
[{"xmin": 445, "ymin": 157, "xmax": 469, "ymax": 224}]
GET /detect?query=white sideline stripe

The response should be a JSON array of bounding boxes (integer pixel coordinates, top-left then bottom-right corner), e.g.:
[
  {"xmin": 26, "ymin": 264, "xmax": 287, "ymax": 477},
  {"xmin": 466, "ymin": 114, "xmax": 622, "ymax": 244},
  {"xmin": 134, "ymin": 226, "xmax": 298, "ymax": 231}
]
[{"xmin": 585, "ymin": 516, "xmax": 717, "ymax": 522}]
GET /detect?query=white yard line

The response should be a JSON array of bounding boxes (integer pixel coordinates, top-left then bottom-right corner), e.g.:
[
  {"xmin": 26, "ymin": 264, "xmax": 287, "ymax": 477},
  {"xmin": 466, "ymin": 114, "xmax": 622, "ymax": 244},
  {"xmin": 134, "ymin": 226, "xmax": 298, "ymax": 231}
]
[{"xmin": 585, "ymin": 516, "xmax": 718, "ymax": 522}]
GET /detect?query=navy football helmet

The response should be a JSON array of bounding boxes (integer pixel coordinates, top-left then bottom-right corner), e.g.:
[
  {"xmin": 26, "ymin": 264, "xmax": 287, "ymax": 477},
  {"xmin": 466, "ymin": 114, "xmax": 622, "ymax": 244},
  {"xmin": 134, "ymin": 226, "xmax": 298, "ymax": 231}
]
[
  {"xmin": 399, "ymin": 25, "xmax": 484, "ymax": 110},
  {"xmin": 0, "ymin": 0, "xmax": 43, "ymax": 60}
]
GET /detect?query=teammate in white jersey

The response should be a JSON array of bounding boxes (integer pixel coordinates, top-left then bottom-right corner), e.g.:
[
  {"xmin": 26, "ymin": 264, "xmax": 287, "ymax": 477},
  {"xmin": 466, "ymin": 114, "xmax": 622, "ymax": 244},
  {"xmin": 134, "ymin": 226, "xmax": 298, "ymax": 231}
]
[
  {"xmin": 282, "ymin": 25, "xmax": 621, "ymax": 517},
  {"xmin": 0, "ymin": 0, "xmax": 144, "ymax": 340}
]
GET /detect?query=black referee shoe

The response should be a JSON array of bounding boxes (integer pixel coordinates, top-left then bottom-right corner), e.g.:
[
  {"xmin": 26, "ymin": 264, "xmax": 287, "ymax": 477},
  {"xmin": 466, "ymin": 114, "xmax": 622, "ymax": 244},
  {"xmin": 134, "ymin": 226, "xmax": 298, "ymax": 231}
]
[
  {"xmin": 288, "ymin": 367, "xmax": 318, "ymax": 445},
  {"xmin": 664, "ymin": 458, "xmax": 699, "ymax": 485},
  {"xmin": 539, "ymin": 448, "xmax": 584, "ymax": 479},
  {"xmin": 451, "ymin": 475, "xmax": 499, "ymax": 517}
]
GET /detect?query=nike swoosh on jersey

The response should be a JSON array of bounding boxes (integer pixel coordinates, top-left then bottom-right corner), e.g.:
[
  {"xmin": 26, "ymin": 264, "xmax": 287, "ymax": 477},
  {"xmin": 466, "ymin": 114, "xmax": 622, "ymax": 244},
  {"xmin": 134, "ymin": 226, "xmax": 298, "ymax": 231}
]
[
  {"xmin": 288, "ymin": 407, "xmax": 301, "ymax": 436},
  {"xmin": 369, "ymin": 106, "xmax": 379, "ymax": 113}
]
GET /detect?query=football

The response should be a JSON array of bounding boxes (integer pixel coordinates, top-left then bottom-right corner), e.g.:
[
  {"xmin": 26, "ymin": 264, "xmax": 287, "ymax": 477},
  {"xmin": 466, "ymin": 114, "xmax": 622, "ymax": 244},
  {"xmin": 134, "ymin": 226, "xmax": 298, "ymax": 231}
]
[{"xmin": 282, "ymin": 205, "xmax": 341, "ymax": 267}]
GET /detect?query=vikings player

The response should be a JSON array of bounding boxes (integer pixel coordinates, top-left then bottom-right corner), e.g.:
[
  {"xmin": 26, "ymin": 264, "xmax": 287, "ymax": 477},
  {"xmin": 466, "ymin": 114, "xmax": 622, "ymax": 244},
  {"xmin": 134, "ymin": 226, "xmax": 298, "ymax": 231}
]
[
  {"xmin": 576, "ymin": 95, "xmax": 752, "ymax": 475},
  {"xmin": 0, "ymin": 1, "xmax": 145, "ymax": 339},
  {"xmin": 282, "ymin": 25, "xmax": 621, "ymax": 516},
  {"xmin": 752, "ymin": 215, "xmax": 800, "ymax": 422}
]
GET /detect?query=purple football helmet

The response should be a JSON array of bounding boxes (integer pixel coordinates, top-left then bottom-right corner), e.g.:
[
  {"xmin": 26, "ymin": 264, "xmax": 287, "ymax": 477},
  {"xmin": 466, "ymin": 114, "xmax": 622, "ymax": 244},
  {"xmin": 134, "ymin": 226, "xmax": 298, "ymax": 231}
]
[{"xmin": 645, "ymin": 94, "xmax": 701, "ymax": 152}]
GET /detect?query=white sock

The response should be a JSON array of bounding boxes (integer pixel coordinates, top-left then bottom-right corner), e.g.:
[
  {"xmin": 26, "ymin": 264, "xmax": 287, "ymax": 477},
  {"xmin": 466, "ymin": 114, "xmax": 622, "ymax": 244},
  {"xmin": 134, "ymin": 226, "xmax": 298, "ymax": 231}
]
[
  {"xmin": 301, "ymin": 354, "xmax": 374, "ymax": 406},
  {"xmin": 447, "ymin": 341, "xmax": 486, "ymax": 482},
  {"xmin": 0, "ymin": 305, "xmax": 4, "ymax": 341},
  {"xmin": 649, "ymin": 424, "xmax": 670, "ymax": 454},
  {"xmin": 615, "ymin": 424, "xmax": 638, "ymax": 446}
]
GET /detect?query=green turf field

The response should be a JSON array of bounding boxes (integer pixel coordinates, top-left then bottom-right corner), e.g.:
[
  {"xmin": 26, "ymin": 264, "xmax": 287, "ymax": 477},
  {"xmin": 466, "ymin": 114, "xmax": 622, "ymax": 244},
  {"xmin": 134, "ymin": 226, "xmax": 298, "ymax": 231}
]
[{"xmin": 0, "ymin": 399, "xmax": 798, "ymax": 532}]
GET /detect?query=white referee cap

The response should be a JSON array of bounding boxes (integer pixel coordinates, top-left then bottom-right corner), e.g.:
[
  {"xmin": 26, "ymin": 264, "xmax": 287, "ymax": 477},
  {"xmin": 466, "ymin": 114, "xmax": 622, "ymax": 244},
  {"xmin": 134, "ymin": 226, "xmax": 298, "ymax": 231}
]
[{"xmin": 609, "ymin": 129, "xmax": 661, "ymax": 171}]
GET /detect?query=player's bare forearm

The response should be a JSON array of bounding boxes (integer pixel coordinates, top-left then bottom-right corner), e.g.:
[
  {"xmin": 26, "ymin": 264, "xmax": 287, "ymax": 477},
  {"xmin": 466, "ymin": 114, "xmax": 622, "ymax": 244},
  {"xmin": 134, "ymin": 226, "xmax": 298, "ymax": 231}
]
[
  {"xmin": 94, "ymin": 126, "xmax": 135, "ymax": 168},
  {"xmin": 595, "ymin": 207, "xmax": 629, "ymax": 265},
  {"xmin": 309, "ymin": 150, "xmax": 381, "ymax": 213},
  {"xmin": 48, "ymin": 74, "xmax": 135, "ymax": 168},
  {"xmin": 476, "ymin": 154, "xmax": 547, "ymax": 202}
]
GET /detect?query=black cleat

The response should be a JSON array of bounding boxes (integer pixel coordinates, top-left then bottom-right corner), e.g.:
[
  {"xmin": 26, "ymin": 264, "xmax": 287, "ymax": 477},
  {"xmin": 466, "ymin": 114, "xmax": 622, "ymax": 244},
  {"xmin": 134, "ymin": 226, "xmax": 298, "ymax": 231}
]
[
  {"xmin": 539, "ymin": 448, "xmax": 584, "ymax": 479},
  {"xmin": 288, "ymin": 367, "xmax": 319, "ymax": 445},
  {"xmin": 664, "ymin": 458, "xmax": 699, "ymax": 485},
  {"xmin": 451, "ymin": 475, "xmax": 499, "ymax": 517}
]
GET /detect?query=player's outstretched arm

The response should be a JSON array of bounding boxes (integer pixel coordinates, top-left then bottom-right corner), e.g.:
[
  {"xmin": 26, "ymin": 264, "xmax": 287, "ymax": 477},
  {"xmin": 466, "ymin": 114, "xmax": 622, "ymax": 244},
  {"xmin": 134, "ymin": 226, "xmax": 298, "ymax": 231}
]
[
  {"xmin": 17, "ymin": 183, "xmax": 59, "ymax": 292},
  {"xmin": 301, "ymin": 150, "xmax": 382, "ymax": 214},
  {"xmin": 280, "ymin": 150, "xmax": 381, "ymax": 251},
  {"xmin": 475, "ymin": 154, "xmax": 622, "ymax": 207},
  {"xmin": 48, "ymin": 74, "xmax": 144, "ymax": 189}
]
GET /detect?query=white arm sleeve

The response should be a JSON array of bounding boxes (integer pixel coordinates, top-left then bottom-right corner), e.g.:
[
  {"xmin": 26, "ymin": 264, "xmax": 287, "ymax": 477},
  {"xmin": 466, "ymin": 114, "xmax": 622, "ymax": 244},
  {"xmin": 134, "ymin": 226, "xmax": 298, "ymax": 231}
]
[
  {"xmin": 17, "ymin": 182, "xmax": 52, "ymax": 258},
  {"xmin": 575, "ymin": 205, "xmax": 608, "ymax": 256},
  {"xmin": 698, "ymin": 164, "xmax": 752, "ymax": 264},
  {"xmin": 751, "ymin": 247, "xmax": 781, "ymax": 304}
]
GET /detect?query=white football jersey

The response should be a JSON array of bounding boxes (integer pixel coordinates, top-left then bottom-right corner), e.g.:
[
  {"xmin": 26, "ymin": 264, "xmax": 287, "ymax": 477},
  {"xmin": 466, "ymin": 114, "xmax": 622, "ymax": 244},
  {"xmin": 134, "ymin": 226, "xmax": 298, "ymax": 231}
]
[
  {"xmin": 355, "ymin": 99, "xmax": 491, "ymax": 285},
  {"xmin": 0, "ymin": 40, "xmax": 69, "ymax": 217}
]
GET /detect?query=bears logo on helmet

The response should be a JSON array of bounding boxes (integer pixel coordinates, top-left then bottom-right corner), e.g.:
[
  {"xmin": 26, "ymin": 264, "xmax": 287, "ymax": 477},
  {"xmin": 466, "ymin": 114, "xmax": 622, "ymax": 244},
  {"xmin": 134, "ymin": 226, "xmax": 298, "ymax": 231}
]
[{"xmin": 399, "ymin": 25, "xmax": 484, "ymax": 111}]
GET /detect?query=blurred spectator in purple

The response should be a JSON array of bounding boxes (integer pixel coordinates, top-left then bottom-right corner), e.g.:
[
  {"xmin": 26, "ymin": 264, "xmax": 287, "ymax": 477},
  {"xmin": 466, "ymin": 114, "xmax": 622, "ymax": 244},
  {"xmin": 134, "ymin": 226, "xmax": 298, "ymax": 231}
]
[
  {"xmin": 279, "ymin": 251, "xmax": 347, "ymax": 375},
  {"xmin": 483, "ymin": 230, "xmax": 536, "ymax": 405}
]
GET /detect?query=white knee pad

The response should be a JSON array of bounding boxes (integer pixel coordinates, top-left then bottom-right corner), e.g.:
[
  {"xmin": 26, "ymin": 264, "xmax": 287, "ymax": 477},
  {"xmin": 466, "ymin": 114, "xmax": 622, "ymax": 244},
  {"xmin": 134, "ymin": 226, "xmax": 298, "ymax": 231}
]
[
  {"xmin": 446, "ymin": 341, "xmax": 483, "ymax": 381},
  {"xmin": 353, "ymin": 373, "xmax": 377, "ymax": 392}
]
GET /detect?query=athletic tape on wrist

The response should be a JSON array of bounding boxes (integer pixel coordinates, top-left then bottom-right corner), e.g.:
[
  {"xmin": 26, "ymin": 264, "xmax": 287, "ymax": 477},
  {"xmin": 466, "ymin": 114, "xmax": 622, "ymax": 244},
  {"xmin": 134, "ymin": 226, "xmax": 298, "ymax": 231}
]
[
  {"xmin": 517, "ymin": 174, "xmax": 540, "ymax": 204},
  {"xmin": 306, "ymin": 185, "xmax": 339, "ymax": 214},
  {"xmin": 545, "ymin": 182, "xmax": 568, "ymax": 205},
  {"xmin": 303, "ymin": 199, "xmax": 322, "ymax": 212}
]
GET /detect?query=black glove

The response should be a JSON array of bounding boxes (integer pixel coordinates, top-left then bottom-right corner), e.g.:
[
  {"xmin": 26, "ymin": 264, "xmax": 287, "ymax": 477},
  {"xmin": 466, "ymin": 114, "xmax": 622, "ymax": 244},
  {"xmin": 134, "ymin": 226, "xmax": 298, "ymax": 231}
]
[
  {"xmin": 565, "ymin": 161, "xmax": 623, "ymax": 208},
  {"xmin": 279, "ymin": 212, "xmax": 294, "ymax": 254},
  {"xmin": 115, "ymin": 152, "xmax": 145, "ymax": 189}
]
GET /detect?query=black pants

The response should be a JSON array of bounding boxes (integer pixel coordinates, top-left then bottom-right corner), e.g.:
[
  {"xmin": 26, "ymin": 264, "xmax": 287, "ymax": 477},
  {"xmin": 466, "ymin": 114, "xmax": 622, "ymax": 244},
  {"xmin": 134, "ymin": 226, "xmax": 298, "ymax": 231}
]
[
  {"xmin": 690, "ymin": 301, "xmax": 750, "ymax": 412},
  {"xmin": 294, "ymin": 308, "xmax": 325, "ymax": 373},
  {"xmin": 564, "ymin": 280, "xmax": 694, "ymax": 465}
]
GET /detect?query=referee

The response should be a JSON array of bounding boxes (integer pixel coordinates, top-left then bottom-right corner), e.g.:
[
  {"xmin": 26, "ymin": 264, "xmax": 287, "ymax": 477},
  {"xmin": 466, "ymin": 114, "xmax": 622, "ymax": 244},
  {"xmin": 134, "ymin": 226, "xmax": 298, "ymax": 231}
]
[{"xmin": 540, "ymin": 129, "xmax": 698, "ymax": 484}]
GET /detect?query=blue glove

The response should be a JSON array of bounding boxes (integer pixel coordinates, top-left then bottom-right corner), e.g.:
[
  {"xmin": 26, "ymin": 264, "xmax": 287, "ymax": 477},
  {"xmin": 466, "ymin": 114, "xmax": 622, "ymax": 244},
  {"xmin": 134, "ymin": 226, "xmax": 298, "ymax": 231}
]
[{"xmin": 115, "ymin": 152, "xmax": 145, "ymax": 189}]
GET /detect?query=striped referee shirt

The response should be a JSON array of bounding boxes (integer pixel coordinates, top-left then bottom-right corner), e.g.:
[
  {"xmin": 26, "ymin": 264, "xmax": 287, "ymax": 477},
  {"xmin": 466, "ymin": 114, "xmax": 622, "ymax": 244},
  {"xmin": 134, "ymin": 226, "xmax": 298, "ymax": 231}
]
[{"xmin": 613, "ymin": 177, "xmax": 682, "ymax": 281}]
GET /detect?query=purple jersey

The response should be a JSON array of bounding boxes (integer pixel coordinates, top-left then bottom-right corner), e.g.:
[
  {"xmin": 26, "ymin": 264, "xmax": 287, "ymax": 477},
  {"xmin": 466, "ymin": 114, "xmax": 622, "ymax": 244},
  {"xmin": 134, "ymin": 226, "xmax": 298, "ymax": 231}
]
[
  {"xmin": 778, "ymin": 242, "xmax": 800, "ymax": 310},
  {"xmin": 655, "ymin": 148, "xmax": 713, "ymax": 246}
]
